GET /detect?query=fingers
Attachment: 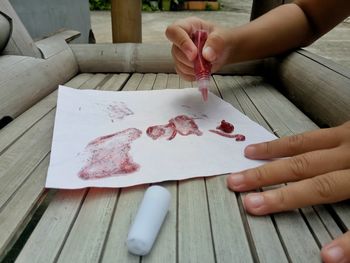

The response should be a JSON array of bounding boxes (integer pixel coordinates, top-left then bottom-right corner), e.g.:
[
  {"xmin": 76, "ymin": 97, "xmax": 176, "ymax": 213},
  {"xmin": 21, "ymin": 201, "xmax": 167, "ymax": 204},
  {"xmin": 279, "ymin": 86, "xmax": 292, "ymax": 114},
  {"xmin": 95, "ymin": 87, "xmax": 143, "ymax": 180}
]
[
  {"xmin": 245, "ymin": 127, "xmax": 342, "ymax": 160},
  {"xmin": 171, "ymin": 45, "xmax": 195, "ymax": 80},
  {"xmin": 241, "ymin": 169, "xmax": 350, "ymax": 215},
  {"xmin": 321, "ymin": 231, "xmax": 350, "ymax": 263},
  {"xmin": 228, "ymin": 148, "xmax": 350, "ymax": 192},
  {"xmin": 203, "ymin": 30, "xmax": 227, "ymax": 63},
  {"xmin": 166, "ymin": 19, "xmax": 199, "ymax": 61}
]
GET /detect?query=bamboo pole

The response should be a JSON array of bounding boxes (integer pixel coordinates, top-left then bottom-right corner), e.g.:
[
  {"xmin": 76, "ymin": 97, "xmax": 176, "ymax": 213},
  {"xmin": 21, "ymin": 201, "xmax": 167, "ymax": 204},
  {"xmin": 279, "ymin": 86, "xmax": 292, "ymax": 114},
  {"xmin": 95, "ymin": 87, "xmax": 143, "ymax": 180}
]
[{"xmin": 111, "ymin": 0, "xmax": 142, "ymax": 43}]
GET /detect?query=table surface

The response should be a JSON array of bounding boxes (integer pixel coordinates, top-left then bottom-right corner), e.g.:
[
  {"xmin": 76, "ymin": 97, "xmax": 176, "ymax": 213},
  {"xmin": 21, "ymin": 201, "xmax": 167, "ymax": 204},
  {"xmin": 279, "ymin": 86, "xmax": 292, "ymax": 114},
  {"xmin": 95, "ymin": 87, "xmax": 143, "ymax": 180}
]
[{"xmin": 1, "ymin": 73, "xmax": 349, "ymax": 263}]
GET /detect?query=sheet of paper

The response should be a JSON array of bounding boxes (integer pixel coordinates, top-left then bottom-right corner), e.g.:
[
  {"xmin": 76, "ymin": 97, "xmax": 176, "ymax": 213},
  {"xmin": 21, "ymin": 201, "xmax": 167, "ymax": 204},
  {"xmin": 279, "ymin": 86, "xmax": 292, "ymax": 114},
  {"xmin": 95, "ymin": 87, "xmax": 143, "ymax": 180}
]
[{"xmin": 46, "ymin": 86, "xmax": 276, "ymax": 189}]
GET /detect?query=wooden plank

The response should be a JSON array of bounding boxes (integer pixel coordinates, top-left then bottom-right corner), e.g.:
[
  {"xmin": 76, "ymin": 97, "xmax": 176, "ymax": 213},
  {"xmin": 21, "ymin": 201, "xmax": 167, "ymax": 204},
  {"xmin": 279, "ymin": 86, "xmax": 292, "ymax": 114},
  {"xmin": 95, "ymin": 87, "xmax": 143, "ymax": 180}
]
[
  {"xmin": 314, "ymin": 205, "xmax": 344, "ymax": 239},
  {"xmin": 101, "ymin": 186, "xmax": 144, "ymax": 263},
  {"xmin": 178, "ymin": 178, "xmax": 215, "ymax": 262},
  {"xmin": 153, "ymin": 73, "xmax": 168, "ymax": 90},
  {"xmin": 101, "ymin": 74, "xmax": 154, "ymax": 262},
  {"xmin": 143, "ymin": 73, "xmax": 176, "ymax": 263},
  {"xmin": 0, "ymin": 155, "xmax": 49, "ymax": 260},
  {"xmin": 57, "ymin": 189, "xmax": 118, "ymax": 263},
  {"xmin": 122, "ymin": 73, "xmax": 143, "ymax": 91},
  {"xmin": 0, "ymin": 0, "xmax": 41, "ymax": 57},
  {"xmin": 0, "ymin": 110, "xmax": 55, "ymax": 209},
  {"xmin": 0, "ymin": 73, "xmax": 94, "ymax": 155},
  {"xmin": 332, "ymin": 201, "xmax": 350, "ymax": 230},
  {"xmin": 137, "ymin": 73, "xmax": 156, "ymax": 91},
  {"xmin": 166, "ymin": 74, "xmax": 180, "ymax": 90},
  {"xmin": 111, "ymin": 0, "xmax": 141, "ymax": 43},
  {"xmin": 15, "ymin": 190, "xmax": 88, "ymax": 263},
  {"xmin": 98, "ymin": 74, "xmax": 130, "ymax": 91},
  {"xmin": 239, "ymin": 76, "xmax": 329, "ymax": 262},
  {"xmin": 14, "ymin": 74, "xmax": 124, "ymax": 262},
  {"xmin": 213, "ymin": 75, "xmax": 287, "ymax": 262}
]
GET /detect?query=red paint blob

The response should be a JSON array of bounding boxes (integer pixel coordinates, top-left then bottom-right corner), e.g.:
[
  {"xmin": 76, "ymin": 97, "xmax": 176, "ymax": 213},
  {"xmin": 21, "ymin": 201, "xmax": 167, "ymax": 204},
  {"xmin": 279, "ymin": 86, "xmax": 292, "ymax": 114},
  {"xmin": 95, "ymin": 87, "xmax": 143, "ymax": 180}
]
[
  {"xmin": 217, "ymin": 120, "xmax": 234, "ymax": 133},
  {"xmin": 107, "ymin": 101, "xmax": 133, "ymax": 121},
  {"xmin": 146, "ymin": 115, "xmax": 202, "ymax": 140},
  {"xmin": 78, "ymin": 128, "xmax": 142, "ymax": 180},
  {"xmin": 209, "ymin": 130, "xmax": 246, "ymax": 141}
]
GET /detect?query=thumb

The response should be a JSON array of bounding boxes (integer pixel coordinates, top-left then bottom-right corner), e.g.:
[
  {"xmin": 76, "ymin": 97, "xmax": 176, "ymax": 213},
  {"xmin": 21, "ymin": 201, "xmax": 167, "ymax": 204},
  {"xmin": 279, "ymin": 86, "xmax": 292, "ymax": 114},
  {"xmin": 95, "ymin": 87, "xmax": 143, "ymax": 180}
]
[{"xmin": 202, "ymin": 31, "xmax": 226, "ymax": 63}]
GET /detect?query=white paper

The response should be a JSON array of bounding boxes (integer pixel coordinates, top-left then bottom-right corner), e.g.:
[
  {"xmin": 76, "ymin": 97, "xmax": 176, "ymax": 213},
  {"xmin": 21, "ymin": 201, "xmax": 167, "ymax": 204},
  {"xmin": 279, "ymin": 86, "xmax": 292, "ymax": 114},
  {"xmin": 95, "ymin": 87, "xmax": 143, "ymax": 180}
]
[{"xmin": 46, "ymin": 86, "xmax": 276, "ymax": 189}]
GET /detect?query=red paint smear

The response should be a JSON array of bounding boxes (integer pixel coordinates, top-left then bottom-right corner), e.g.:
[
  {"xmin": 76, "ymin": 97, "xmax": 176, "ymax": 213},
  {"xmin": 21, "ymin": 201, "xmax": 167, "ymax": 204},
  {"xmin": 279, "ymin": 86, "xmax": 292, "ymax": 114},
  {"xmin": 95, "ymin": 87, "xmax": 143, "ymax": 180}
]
[
  {"xmin": 78, "ymin": 128, "xmax": 142, "ymax": 180},
  {"xmin": 107, "ymin": 101, "xmax": 133, "ymax": 121},
  {"xmin": 146, "ymin": 115, "xmax": 202, "ymax": 140},
  {"xmin": 209, "ymin": 130, "xmax": 246, "ymax": 141},
  {"xmin": 216, "ymin": 120, "xmax": 234, "ymax": 133}
]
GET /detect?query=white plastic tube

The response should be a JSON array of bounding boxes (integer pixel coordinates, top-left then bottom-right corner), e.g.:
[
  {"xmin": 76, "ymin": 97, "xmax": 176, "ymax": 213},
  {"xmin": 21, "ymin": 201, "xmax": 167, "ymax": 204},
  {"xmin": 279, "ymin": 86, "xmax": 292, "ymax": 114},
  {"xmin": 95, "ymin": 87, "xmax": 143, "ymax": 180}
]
[{"xmin": 126, "ymin": 185, "xmax": 171, "ymax": 256}]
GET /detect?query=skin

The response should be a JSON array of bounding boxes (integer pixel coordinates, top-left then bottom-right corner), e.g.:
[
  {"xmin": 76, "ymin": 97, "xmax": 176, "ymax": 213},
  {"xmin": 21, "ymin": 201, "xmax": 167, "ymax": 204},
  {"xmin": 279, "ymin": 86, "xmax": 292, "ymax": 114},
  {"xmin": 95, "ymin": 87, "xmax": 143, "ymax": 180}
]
[{"xmin": 165, "ymin": 1, "xmax": 350, "ymax": 262}]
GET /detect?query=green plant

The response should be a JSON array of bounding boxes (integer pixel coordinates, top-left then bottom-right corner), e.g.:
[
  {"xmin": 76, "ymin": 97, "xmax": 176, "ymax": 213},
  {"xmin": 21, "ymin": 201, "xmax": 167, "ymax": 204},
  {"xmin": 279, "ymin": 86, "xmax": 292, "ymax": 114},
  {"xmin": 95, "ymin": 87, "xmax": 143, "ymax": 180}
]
[{"xmin": 89, "ymin": 0, "xmax": 111, "ymax": 11}]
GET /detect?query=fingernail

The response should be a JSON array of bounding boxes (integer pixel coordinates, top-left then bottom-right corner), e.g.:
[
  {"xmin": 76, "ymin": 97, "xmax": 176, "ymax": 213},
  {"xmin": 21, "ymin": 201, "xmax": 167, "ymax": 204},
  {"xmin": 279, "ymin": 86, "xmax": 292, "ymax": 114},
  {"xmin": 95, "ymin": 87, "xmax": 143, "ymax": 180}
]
[
  {"xmin": 228, "ymin": 173, "xmax": 244, "ymax": 187},
  {"xmin": 203, "ymin": 46, "xmax": 216, "ymax": 61},
  {"xmin": 244, "ymin": 145, "xmax": 256, "ymax": 157},
  {"xmin": 323, "ymin": 245, "xmax": 345, "ymax": 263},
  {"xmin": 246, "ymin": 193, "xmax": 264, "ymax": 208}
]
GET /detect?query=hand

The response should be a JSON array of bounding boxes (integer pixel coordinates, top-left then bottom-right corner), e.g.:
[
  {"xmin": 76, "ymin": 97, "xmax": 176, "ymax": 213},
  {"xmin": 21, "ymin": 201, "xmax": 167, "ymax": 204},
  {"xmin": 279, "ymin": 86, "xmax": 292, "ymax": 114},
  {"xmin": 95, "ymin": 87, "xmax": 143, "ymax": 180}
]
[
  {"xmin": 227, "ymin": 121, "xmax": 350, "ymax": 262},
  {"xmin": 165, "ymin": 17, "xmax": 233, "ymax": 81}
]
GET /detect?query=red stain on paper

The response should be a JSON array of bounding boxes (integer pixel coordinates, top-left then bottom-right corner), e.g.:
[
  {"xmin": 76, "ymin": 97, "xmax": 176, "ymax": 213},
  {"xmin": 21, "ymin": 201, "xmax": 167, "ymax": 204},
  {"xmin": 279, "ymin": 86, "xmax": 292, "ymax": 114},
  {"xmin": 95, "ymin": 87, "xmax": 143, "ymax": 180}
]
[
  {"xmin": 146, "ymin": 115, "xmax": 202, "ymax": 140},
  {"xmin": 78, "ymin": 128, "xmax": 142, "ymax": 180},
  {"xmin": 106, "ymin": 101, "xmax": 133, "ymax": 122},
  {"xmin": 210, "ymin": 120, "xmax": 246, "ymax": 141}
]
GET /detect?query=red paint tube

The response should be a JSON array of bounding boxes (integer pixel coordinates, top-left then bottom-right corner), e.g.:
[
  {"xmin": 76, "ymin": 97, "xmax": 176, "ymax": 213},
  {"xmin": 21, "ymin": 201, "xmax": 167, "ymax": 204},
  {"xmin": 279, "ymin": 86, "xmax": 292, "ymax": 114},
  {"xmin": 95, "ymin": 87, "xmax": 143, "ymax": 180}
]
[{"xmin": 191, "ymin": 29, "xmax": 212, "ymax": 101}]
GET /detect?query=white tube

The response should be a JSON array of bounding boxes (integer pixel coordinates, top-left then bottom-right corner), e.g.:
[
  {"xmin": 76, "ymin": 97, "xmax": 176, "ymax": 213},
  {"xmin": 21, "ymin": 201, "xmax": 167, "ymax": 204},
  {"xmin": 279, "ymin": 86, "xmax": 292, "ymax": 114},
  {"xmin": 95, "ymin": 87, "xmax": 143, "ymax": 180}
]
[{"xmin": 126, "ymin": 185, "xmax": 171, "ymax": 256}]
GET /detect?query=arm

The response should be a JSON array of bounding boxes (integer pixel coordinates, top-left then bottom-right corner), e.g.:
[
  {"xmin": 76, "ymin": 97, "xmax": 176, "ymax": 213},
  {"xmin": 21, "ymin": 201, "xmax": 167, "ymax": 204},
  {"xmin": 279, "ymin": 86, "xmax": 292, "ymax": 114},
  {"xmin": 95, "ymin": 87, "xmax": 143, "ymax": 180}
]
[
  {"xmin": 226, "ymin": 0, "xmax": 350, "ymax": 63},
  {"xmin": 165, "ymin": 0, "xmax": 350, "ymax": 80}
]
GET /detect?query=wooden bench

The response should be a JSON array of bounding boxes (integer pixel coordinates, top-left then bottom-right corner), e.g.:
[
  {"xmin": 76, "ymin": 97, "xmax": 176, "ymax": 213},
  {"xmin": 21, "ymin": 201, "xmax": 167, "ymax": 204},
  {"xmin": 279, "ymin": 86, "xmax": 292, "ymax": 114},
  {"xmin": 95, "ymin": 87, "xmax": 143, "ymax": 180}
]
[{"xmin": 1, "ymin": 1, "xmax": 350, "ymax": 262}]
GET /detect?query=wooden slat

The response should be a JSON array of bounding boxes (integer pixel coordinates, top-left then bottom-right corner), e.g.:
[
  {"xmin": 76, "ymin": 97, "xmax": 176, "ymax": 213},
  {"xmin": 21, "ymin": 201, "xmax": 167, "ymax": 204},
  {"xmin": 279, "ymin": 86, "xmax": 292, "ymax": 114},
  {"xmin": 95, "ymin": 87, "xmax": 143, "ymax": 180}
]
[
  {"xmin": 14, "ymin": 74, "xmax": 120, "ymax": 262},
  {"xmin": 57, "ymin": 189, "xmax": 118, "ymax": 263},
  {"xmin": 178, "ymin": 178, "xmax": 215, "ymax": 262},
  {"xmin": 0, "ymin": 74, "xmax": 104, "ymax": 260},
  {"xmin": 239, "ymin": 76, "xmax": 331, "ymax": 262},
  {"xmin": 0, "ymin": 155, "xmax": 49, "ymax": 260},
  {"xmin": 0, "ymin": 110, "xmax": 55, "ymax": 209},
  {"xmin": 15, "ymin": 190, "xmax": 87, "ymax": 263},
  {"xmin": 213, "ymin": 75, "xmax": 287, "ymax": 262},
  {"xmin": 101, "ymin": 74, "xmax": 155, "ymax": 262},
  {"xmin": 101, "ymin": 186, "xmax": 144, "ymax": 263},
  {"xmin": 0, "ymin": 73, "xmax": 94, "ymax": 154},
  {"xmin": 143, "ymin": 74, "xmax": 176, "ymax": 263}
]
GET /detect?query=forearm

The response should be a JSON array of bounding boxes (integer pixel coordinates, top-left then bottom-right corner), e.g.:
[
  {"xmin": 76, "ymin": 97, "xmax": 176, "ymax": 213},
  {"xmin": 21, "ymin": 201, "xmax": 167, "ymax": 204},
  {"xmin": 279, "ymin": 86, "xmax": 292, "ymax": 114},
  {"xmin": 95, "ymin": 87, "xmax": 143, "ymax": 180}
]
[
  {"xmin": 225, "ymin": 1, "xmax": 350, "ymax": 64},
  {"xmin": 226, "ymin": 3, "xmax": 311, "ymax": 63}
]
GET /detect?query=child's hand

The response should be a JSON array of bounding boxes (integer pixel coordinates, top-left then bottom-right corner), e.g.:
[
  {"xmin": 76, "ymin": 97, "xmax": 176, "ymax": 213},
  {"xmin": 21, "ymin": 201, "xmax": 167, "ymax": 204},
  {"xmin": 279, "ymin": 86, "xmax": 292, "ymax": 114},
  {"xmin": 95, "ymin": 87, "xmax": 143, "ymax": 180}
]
[
  {"xmin": 227, "ymin": 121, "xmax": 350, "ymax": 262},
  {"xmin": 165, "ymin": 17, "xmax": 232, "ymax": 81}
]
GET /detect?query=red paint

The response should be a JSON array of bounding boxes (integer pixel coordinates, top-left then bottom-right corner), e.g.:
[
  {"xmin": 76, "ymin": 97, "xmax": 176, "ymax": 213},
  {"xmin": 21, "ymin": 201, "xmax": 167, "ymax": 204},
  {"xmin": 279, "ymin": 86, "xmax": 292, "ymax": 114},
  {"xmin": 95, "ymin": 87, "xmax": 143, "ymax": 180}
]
[
  {"xmin": 209, "ymin": 130, "xmax": 246, "ymax": 141},
  {"xmin": 217, "ymin": 120, "xmax": 234, "ymax": 133},
  {"xmin": 191, "ymin": 30, "xmax": 211, "ymax": 101},
  {"xmin": 107, "ymin": 101, "xmax": 133, "ymax": 121},
  {"xmin": 146, "ymin": 115, "xmax": 202, "ymax": 140},
  {"xmin": 78, "ymin": 128, "xmax": 142, "ymax": 180}
]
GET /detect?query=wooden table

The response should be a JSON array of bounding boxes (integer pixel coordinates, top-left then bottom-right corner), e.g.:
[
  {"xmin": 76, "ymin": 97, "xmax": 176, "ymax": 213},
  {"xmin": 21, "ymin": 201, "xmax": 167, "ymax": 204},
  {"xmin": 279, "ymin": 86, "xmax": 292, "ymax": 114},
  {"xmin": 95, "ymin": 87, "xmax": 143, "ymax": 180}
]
[{"xmin": 1, "ymin": 68, "xmax": 349, "ymax": 262}]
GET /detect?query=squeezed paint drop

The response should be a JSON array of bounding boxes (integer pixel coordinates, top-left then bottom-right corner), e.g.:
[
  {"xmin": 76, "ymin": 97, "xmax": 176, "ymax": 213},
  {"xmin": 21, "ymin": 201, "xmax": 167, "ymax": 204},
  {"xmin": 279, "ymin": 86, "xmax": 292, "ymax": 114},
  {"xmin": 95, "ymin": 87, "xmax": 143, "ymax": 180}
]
[{"xmin": 78, "ymin": 128, "xmax": 142, "ymax": 180}]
